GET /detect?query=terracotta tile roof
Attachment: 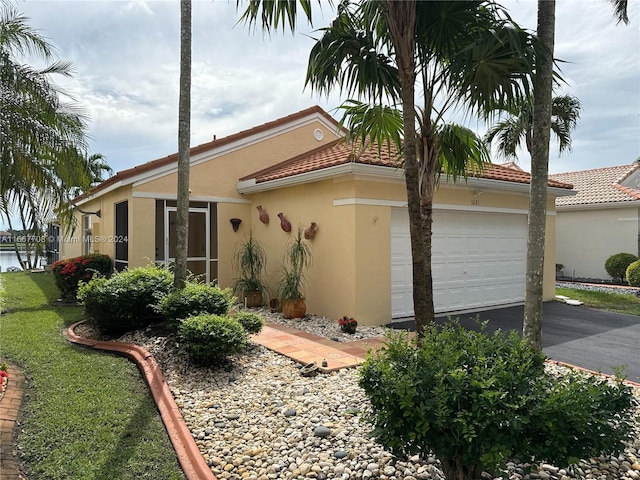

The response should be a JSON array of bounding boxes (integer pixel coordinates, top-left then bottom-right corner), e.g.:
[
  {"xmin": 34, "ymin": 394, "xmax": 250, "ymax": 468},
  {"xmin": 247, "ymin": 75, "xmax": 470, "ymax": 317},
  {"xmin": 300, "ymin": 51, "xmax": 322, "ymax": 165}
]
[
  {"xmin": 239, "ymin": 139, "xmax": 400, "ymax": 183},
  {"xmin": 550, "ymin": 164, "xmax": 640, "ymax": 206},
  {"xmin": 241, "ymin": 140, "xmax": 573, "ymax": 189},
  {"xmin": 77, "ymin": 106, "xmax": 342, "ymax": 200}
]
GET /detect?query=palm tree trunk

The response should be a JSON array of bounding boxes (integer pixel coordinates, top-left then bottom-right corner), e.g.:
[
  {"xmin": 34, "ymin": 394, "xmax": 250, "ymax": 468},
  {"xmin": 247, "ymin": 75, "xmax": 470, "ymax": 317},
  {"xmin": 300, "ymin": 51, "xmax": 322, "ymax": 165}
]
[
  {"xmin": 524, "ymin": 0, "xmax": 555, "ymax": 351},
  {"xmin": 386, "ymin": 1, "xmax": 432, "ymax": 337},
  {"xmin": 174, "ymin": 0, "xmax": 192, "ymax": 290}
]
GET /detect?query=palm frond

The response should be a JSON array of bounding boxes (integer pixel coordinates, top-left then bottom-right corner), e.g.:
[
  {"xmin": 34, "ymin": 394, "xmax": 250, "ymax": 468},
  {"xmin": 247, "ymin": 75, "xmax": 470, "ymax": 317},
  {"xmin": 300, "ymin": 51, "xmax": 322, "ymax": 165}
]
[
  {"xmin": 337, "ymin": 100, "xmax": 403, "ymax": 158},
  {"xmin": 236, "ymin": 0, "xmax": 323, "ymax": 33},
  {"xmin": 435, "ymin": 123, "xmax": 491, "ymax": 183}
]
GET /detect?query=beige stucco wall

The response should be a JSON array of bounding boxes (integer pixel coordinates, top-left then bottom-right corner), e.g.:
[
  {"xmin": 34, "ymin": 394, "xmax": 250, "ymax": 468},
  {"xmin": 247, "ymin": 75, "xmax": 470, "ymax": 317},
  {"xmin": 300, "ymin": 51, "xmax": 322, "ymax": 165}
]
[
  {"xmin": 60, "ymin": 187, "xmax": 131, "ymax": 261},
  {"xmin": 240, "ymin": 178, "xmax": 559, "ymax": 326},
  {"xmin": 556, "ymin": 206, "xmax": 640, "ymax": 280},
  {"xmin": 136, "ymin": 123, "xmax": 340, "ymax": 198},
  {"xmin": 60, "ymin": 113, "xmax": 561, "ymax": 326}
]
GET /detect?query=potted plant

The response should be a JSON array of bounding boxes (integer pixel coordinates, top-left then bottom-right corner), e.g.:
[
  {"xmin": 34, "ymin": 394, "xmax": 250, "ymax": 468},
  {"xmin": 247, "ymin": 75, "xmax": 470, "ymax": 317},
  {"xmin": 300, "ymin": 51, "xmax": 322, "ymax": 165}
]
[
  {"xmin": 232, "ymin": 231, "xmax": 267, "ymax": 308},
  {"xmin": 278, "ymin": 227, "xmax": 312, "ymax": 319}
]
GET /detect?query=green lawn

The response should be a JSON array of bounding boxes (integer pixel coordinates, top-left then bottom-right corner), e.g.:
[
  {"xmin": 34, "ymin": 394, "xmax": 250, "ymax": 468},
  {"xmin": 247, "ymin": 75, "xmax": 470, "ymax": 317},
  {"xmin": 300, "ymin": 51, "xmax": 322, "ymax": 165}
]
[
  {"xmin": 0, "ymin": 272, "xmax": 186, "ymax": 480},
  {"xmin": 556, "ymin": 286, "xmax": 640, "ymax": 316}
]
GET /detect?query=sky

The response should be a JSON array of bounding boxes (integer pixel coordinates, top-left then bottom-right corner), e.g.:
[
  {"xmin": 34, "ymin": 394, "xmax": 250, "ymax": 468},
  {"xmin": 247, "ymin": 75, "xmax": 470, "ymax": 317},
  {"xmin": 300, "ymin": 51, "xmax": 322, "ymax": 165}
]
[{"xmin": 5, "ymin": 0, "xmax": 640, "ymax": 228}]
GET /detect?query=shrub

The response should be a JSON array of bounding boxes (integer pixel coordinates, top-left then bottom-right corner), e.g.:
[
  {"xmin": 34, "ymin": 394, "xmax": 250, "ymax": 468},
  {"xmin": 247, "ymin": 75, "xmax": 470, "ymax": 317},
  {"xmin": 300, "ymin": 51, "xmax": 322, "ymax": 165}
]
[
  {"xmin": 52, "ymin": 254, "xmax": 112, "ymax": 301},
  {"xmin": 359, "ymin": 322, "xmax": 637, "ymax": 480},
  {"xmin": 178, "ymin": 314, "xmax": 248, "ymax": 365},
  {"xmin": 155, "ymin": 281, "xmax": 234, "ymax": 326},
  {"xmin": 233, "ymin": 311, "xmax": 265, "ymax": 335},
  {"xmin": 626, "ymin": 259, "xmax": 640, "ymax": 287},
  {"xmin": 605, "ymin": 252, "xmax": 638, "ymax": 283},
  {"xmin": 77, "ymin": 265, "xmax": 173, "ymax": 334}
]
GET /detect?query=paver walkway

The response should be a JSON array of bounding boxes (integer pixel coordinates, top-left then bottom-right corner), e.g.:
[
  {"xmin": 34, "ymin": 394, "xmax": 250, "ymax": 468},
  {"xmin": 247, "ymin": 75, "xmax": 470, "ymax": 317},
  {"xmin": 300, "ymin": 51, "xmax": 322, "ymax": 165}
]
[
  {"xmin": 0, "ymin": 361, "xmax": 26, "ymax": 480},
  {"xmin": 253, "ymin": 322, "xmax": 389, "ymax": 372}
]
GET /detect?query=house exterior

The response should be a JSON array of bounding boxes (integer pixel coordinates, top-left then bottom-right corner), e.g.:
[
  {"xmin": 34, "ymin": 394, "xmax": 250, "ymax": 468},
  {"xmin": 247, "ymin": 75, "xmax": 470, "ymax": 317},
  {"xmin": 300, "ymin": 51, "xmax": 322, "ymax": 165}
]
[
  {"xmin": 64, "ymin": 106, "xmax": 573, "ymax": 326},
  {"xmin": 550, "ymin": 164, "xmax": 640, "ymax": 281}
]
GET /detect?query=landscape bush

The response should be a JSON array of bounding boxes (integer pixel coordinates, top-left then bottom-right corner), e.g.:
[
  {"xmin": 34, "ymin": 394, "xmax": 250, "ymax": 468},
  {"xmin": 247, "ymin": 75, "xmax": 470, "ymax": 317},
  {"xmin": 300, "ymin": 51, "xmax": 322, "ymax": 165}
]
[
  {"xmin": 605, "ymin": 252, "xmax": 638, "ymax": 283},
  {"xmin": 178, "ymin": 314, "xmax": 248, "ymax": 365},
  {"xmin": 233, "ymin": 311, "xmax": 265, "ymax": 335},
  {"xmin": 155, "ymin": 281, "xmax": 234, "ymax": 326},
  {"xmin": 52, "ymin": 254, "xmax": 112, "ymax": 301},
  {"xmin": 359, "ymin": 322, "xmax": 638, "ymax": 480},
  {"xmin": 77, "ymin": 265, "xmax": 173, "ymax": 334},
  {"xmin": 626, "ymin": 259, "xmax": 640, "ymax": 287}
]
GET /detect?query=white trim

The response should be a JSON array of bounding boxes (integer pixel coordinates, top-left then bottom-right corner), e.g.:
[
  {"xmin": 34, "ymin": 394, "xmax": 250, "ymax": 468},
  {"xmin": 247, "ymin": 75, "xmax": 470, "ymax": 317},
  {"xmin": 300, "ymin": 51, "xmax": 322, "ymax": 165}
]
[
  {"xmin": 333, "ymin": 199, "xmax": 554, "ymax": 216},
  {"xmin": 435, "ymin": 204, "xmax": 530, "ymax": 215},
  {"xmin": 238, "ymin": 161, "xmax": 574, "ymax": 199},
  {"xmin": 132, "ymin": 191, "xmax": 251, "ymax": 204},
  {"xmin": 75, "ymin": 181, "xmax": 123, "ymax": 206},
  {"xmin": 134, "ymin": 113, "xmax": 343, "ymax": 188},
  {"xmin": 237, "ymin": 163, "xmax": 405, "ymax": 194},
  {"xmin": 333, "ymin": 198, "xmax": 408, "ymax": 207},
  {"xmin": 557, "ymin": 201, "xmax": 640, "ymax": 211}
]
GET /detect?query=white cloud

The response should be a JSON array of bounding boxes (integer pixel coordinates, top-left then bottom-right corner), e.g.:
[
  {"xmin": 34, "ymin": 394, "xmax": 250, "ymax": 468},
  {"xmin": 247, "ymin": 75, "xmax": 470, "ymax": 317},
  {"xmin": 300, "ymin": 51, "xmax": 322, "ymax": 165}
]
[{"xmin": 11, "ymin": 0, "xmax": 640, "ymax": 177}]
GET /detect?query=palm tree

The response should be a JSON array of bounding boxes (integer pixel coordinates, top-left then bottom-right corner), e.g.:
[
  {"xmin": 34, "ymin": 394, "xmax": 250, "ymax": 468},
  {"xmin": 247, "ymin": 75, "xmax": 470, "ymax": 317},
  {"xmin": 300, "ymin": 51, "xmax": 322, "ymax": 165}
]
[
  {"xmin": 241, "ymin": 0, "xmax": 538, "ymax": 336},
  {"xmin": 305, "ymin": 0, "xmax": 537, "ymax": 336},
  {"xmin": 1, "ymin": 3, "xmax": 92, "ymax": 267},
  {"xmin": 524, "ymin": 0, "xmax": 628, "ymax": 351},
  {"xmin": 485, "ymin": 94, "xmax": 581, "ymax": 160},
  {"xmin": 174, "ymin": 0, "xmax": 192, "ymax": 290}
]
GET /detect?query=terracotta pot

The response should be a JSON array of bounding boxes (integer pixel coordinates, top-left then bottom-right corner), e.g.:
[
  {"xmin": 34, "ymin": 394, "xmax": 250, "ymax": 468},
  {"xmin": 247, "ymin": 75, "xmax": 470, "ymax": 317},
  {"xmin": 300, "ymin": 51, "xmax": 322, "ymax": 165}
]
[
  {"xmin": 243, "ymin": 291, "xmax": 263, "ymax": 308},
  {"xmin": 281, "ymin": 298, "xmax": 306, "ymax": 319},
  {"xmin": 269, "ymin": 298, "xmax": 281, "ymax": 313},
  {"xmin": 278, "ymin": 213, "xmax": 292, "ymax": 232},
  {"xmin": 304, "ymin": 222, "xmax": 318, "ymax": 240},
  {"xmin": 256, "ymin": 205, "xmax": 269, "ymax": 224}
]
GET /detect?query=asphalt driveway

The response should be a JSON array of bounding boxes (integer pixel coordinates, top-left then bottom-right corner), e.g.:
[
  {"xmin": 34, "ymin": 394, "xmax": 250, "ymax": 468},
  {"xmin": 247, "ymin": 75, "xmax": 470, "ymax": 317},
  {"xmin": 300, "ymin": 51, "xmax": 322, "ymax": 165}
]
[{"xmin": 390, "ymin": 301, "xmax": 640, "ymax": 383}]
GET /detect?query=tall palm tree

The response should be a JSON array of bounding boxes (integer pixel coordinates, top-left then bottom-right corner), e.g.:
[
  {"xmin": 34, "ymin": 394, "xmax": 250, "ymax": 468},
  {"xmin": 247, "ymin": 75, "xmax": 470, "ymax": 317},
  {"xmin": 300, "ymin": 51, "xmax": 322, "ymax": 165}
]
[
  {"xmin": 1, "ymin": 3, "xmax": 91, "ymax": 266},
  {"xmin": 524, "ymin": 0, "xmax": 628, "ymax": 351},
  {"xmin": 305, "ymin": 0, "xmax": 537, "ymax": 336},
  {"xmin": 485, "ymin": 94, "xmax": 581, "ymax": 160},
  {"xmin": 174, "ymin": 0, "xmax": 192, "ymax": 290},
  {"xmin": 240, "ymin": 0, "xmax": 538, "ymax": 336}
]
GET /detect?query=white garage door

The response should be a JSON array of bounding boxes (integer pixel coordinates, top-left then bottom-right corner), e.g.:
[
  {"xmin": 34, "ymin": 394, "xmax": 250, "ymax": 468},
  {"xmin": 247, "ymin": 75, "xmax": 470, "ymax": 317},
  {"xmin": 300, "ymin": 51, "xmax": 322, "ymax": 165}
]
[{"xmin": 391, "ymin": 208, "xmax": 526, "ymax": 318}]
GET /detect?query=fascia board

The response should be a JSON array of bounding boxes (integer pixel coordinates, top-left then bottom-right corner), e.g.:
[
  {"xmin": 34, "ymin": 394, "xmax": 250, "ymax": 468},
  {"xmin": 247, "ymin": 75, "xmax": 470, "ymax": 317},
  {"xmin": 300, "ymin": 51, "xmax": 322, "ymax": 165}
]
[
  {"xmin": 133, "ymin": 113, "xmax": 344, "ymax": 189},
  {"xmin": 74, "ymin": 180, "xmax": 123, "ymax": 206},
  {"xmin": 557, "ymin": 200, "xmax": 640, "ymax": 211},
  {"xmin": 441, "ymin": 176, "xmax": 575, "ymax": 197},
  {"xmin": 236, "ymin": 163, "xmax": 404, "ymax": 194}
]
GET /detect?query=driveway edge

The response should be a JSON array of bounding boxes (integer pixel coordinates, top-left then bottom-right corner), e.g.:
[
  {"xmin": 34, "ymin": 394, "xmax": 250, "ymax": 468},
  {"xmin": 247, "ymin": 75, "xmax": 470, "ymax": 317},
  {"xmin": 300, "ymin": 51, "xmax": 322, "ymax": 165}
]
[{"xmin": 64, "ymin": 321, "xmax": 216, "ymax": 480}]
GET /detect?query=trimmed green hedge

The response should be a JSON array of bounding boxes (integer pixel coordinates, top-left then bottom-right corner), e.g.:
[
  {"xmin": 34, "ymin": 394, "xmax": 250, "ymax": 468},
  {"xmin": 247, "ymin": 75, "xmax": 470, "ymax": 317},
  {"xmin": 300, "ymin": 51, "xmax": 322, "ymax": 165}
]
[
  {"xmin": 359, "ymin": 322, "xmax": 638, "ymax": 480},
  {"xmin": 77, "ymin": 265, "xmax": 173, "ymax": 334},
  {"xmin": 605, "ymin": 253, "xmax": 638, "ymax": 283},
  {"xmin": 155, "ymin": 282, "xmax": 234, "ymax": 327},
  {"xmin": 626, "ymin": 259, "xmax": 640, "ymax": 287},
  {"xmin": 178, "ymin": 314, "xmax": 248, "ymax": 365}
]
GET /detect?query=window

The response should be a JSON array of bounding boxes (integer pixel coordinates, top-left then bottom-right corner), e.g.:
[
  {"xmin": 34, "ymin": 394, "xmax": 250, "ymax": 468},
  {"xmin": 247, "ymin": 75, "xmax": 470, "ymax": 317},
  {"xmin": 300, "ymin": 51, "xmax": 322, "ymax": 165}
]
[{"xmin": 114, "ymin": 201, "xmax": 129, "ymax": 271}]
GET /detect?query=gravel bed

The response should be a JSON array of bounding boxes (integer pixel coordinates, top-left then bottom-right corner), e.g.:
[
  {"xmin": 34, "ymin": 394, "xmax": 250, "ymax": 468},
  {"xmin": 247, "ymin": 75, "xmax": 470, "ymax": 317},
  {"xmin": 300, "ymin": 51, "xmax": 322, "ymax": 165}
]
[
  {"xmin": 557, "ymin": 281, "xmax": 640, "ymax": 297},
  {"xmin": 95, "ymin": 308, "xmax": 640, "ymax": 480}
]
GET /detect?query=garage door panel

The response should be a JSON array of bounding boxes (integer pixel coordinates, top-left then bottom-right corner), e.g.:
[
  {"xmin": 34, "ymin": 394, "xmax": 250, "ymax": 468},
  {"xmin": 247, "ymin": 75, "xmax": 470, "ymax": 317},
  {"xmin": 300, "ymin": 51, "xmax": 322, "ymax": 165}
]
[{"xmin": 392, "ymin": 208, "xmax": 526, "ymax": 318}]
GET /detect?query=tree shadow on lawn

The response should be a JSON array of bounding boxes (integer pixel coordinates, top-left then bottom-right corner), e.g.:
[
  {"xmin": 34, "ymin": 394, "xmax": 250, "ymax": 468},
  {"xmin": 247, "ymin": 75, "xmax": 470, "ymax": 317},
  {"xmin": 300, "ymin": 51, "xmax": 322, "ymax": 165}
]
[{"xmin": 93, "ymin": 393, "xmax": 183, "ymax": 480}]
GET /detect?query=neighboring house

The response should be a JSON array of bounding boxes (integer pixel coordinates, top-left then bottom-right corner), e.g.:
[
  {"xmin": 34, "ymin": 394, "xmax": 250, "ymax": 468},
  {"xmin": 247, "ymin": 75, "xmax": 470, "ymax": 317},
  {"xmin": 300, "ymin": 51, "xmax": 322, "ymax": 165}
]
[
  {"xmin": 65, "ymin": 106, "xmax": 573, "ymax": 326},
  {"xmin": 550, "ymin": 164, "xmax": 640, "ymax": 281}
]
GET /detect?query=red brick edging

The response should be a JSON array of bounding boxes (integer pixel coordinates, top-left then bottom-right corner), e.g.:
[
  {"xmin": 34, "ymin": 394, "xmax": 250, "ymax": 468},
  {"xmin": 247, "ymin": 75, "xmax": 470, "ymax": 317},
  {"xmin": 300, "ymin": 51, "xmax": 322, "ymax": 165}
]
[{"xmin": 63, "ymin": 321, "xmax": 216, "ymax": 480}]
